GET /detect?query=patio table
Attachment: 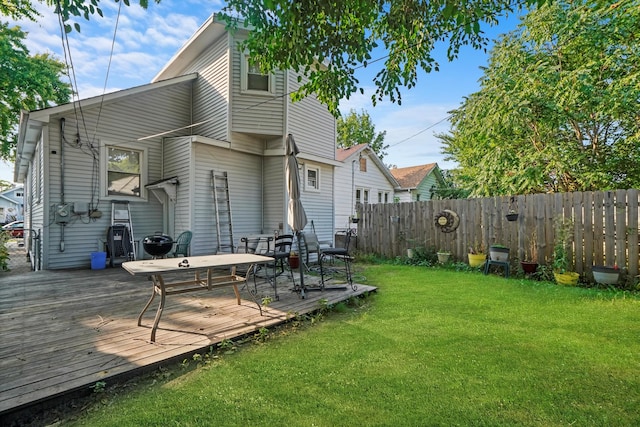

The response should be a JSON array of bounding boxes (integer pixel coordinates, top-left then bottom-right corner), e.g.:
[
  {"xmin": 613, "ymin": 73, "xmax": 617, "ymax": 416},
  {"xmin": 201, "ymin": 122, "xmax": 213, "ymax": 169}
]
[{"xmin": 122, "ymin": 253, "xmax": 273, "ymax": 342}]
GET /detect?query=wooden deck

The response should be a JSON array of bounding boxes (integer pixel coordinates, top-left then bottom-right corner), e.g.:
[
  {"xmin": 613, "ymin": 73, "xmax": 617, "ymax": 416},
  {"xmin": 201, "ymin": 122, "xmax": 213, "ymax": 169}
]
[{"xmin": 0, "ymin": 265, "xmax": 375, "ymax": 417}]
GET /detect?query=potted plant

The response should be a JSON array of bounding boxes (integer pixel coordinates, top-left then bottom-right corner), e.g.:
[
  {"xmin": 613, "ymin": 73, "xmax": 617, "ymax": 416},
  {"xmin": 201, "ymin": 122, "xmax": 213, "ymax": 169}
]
[
  {"xmin": 468, "ymin": 241, "xmax": 486, "ymax": 268},
  {"xmin": 437, "ymin": 250, "xmax": 451, "ymax": 264},
  {"xmin": 288, "ymin": 251, "xmax": 300, "ymax": 269},
  {"xmin": 592, "ymin": 265, "xmax": 620, "ymax": 285},
  {"xmin": 350, "ymin": 212, "xmax": 360, "ymax": 224},
  {"xmin": 505, "ymin": 210, "xmax": 519, "ymax": 222},
  {"xmin": 552, "ymin": 217, "xmax": 579, "ymax": 286},
  {"xmin": 489, "ymin": 244, "xmax": 510, "ymax": 262},
  {"xmin": 520, "ymin": 232, "xmax": 539, "ymax": 274}
]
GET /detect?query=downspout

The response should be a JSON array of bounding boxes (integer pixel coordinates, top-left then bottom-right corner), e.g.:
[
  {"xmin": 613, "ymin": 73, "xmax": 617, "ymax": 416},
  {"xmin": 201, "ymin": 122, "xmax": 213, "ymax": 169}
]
[
  {"xmin": 59, "ymin": 118, "xmax": 66, "ymax": 251},
  {"xmin": 351, "ymin": 159, "xmax": 356, "ymax": 219}
]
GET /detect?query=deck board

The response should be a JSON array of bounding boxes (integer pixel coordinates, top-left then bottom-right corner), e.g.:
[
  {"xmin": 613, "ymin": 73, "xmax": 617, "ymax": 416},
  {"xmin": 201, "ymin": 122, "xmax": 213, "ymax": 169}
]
[{"xmin": 0, "ymin": 266, "xmax": 375, "ymax": 417}]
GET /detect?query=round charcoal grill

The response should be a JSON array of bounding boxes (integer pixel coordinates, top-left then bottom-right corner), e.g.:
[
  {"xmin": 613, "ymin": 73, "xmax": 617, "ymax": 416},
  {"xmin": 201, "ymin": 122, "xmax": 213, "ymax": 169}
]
[{"xmin": 143, "ymin": 233, "xmax": 174, "ymax": 258}]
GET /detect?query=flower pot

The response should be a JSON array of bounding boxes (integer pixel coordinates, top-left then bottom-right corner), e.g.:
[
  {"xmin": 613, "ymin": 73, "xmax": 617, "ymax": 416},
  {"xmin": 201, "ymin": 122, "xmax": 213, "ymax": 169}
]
[
  {"xmin": 407, "ymin": 248, "xmax": 414, "ymax": 259},
  {"xmin": 554, "ymin": 271, "xmax": 579, "ymax": 286},
  {"xmin": 437, "ymin": 252, "xmax": 451, "ymax": 264},
  {"xmin": 351, "ymin": 217, "xmax": 360, "ymax": 224},
  {"xmin": 468, "ymin": 253, "xmax": 486, "ymax": 268},
  {"xmin": 520, "ymin": 261, "xmax": 538, "ymax": 274},
  {"xmin": 289, "ymin": 256, "xmax": 300, "ymax": 269},
  {"xmin": 506, "ymin": 213, "xmax": 519, "ymax": 222},
  {"xmin": 592, "ymin": 266, "xmax": 619, "ymax": 285},
  {"xmin": 489, "ymin": 246, "xmax": 510, "ymax": 262}
]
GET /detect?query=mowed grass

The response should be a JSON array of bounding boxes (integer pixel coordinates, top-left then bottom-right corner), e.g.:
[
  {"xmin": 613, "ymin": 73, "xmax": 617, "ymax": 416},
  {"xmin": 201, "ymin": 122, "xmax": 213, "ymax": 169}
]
[{"xmin": 71, "ymin": 265, "xmax": 640, "ymax": 426}]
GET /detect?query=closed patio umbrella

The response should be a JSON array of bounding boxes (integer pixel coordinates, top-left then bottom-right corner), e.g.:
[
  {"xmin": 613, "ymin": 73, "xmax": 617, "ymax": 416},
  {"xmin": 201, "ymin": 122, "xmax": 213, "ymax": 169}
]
[{"xmin": 285, "ymin": 134, "xmax": 308, "ymax": 294}]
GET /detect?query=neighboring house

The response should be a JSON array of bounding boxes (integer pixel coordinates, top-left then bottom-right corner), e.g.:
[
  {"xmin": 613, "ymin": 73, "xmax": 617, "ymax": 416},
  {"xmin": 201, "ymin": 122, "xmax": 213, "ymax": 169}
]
[
  {"xmin": 0, "ymin": 186, "xmax": 24, "ymax": 224},
  {"xmin": 390, "ymin": 163, "xmax": 445, "ymax": 202},
  {"xmin": 335, "ymin": 144, "xmax": 400, "ymax": 230},
  {"xmin": 14, "ymin": 15, "xmax": 339, "ymax": 270}
]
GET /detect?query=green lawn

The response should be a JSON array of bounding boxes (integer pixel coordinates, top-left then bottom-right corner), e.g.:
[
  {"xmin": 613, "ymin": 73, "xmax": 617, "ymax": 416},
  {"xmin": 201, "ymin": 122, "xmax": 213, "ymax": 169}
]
[{"xmin": 69, "ymin": 265, "xmax": 640, "ymax": 426}]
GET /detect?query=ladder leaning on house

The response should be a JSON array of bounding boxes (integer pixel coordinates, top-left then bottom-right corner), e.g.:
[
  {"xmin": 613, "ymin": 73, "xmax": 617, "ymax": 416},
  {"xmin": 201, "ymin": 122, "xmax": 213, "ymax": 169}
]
[{"xmin": 211, "ymin": 170, "xmax": 235, "ymax": 253}]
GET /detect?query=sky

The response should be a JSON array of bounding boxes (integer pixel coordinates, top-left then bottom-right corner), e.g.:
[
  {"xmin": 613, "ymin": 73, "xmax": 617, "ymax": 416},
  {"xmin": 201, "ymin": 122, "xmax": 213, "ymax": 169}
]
[{"xmin": 0, "ymin": 0, "xmax": 522, "ymax": 184}]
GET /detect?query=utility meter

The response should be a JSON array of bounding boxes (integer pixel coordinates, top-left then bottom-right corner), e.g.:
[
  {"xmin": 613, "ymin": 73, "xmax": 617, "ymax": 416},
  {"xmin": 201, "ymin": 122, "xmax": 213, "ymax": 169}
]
[{"xmin": 55, "ymin": 203, "xmax": 72, "ymax": 223}]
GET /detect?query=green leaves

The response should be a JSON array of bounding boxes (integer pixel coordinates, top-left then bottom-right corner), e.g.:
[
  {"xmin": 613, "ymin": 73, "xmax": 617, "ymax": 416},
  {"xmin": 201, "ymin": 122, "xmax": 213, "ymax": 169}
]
[
  {"xmin": 440, "ymin": 0, "xmax": 640, "ymax": 196},
  {"xmin": 337, "ymin": 109, "xmax": 388, "ymax": 161},
  {"xmin": 221, "ymin": 0, "xmax": 543, "ymax": 116},
  {"xmin": 0, "ymin": 23, "xmax": 71, "ymax": 160}
]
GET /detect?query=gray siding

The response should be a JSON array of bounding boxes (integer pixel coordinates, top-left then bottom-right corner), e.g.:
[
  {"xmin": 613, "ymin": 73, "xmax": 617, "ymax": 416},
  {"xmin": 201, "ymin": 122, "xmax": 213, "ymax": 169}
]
[
  {"xmin": 191, "ymin": 142, "xmax": 263, "ymax": 255},
  {"xmin": 262, "ymin": 155, "xmax": 286, "ymax": 235},
  {"xmin": 187, "ymin": 34, "xmax": 230, "ymax": 141},
  {"xmin": 299, "ymin": 160, "xmax": 334, "ymax": 245},
  {"xmin": 40, "ymin": 81, "xmax": 193, "ymax": 269},
  {"xmin": 163, "ymin": 137, "xmax": 193, "ymax": 237},
  {"xmin": 286, "ymin": 72, "xmax": 336, "ymax": 159},
  {"xmin": 230, "ymin": 41, "xmax": 285, "ymax": 136}
]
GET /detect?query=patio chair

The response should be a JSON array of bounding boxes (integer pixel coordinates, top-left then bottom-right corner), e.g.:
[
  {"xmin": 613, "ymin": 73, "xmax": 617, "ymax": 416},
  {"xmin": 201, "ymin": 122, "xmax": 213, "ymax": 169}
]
[
  {"xmin": 299, "ymin": 231, "xmax": 332, "ymax": 270},
  {"xmin": 264, "ymin": 234, "xmax": 296, "ymax": 300},
  {"xmin": 319, "ymin": 229, "xmax": 357, "ymax": 291},
  {"xmin": 170, "ymin": 231, "xmax": 192, "ymax": 258}
]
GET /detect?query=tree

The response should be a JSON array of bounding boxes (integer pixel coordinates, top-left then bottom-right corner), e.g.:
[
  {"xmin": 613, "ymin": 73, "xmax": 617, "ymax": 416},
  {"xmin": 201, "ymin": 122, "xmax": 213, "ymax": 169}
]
[
  {"xmin": 337, "ymin": 109, "xmax": 388, "ymax": 161},
  {"xmin": 439, "ymin": 0, "xmax": 640, "ymax": 196},
  {"xmin": 221, "ymin": 0, "xmax": 546, "ymax": 116},
  {"xmin": 0, "ymin": 23, "xmax": 72, "ymax": 160},
  {"xmin": 4, "ymin": 0, "xmax": 545, "ymax": 117}
]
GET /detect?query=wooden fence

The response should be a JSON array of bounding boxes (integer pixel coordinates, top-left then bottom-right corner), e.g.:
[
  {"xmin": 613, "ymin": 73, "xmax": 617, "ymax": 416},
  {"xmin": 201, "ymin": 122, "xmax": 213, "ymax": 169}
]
[{"xmin": 356, "ymin": 189, "xmax": 640, "ymax": 279}]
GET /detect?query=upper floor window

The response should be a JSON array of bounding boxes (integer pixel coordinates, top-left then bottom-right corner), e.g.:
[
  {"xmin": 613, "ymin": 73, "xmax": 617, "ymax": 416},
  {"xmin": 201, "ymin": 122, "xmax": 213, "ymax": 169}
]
[
  {"xmin": 241, "ymin": 55, "xmax": 275, "ymax": 95},
  {"xmin": 104, "ymin": 146, "xmax": 146, "ymax": 199}
]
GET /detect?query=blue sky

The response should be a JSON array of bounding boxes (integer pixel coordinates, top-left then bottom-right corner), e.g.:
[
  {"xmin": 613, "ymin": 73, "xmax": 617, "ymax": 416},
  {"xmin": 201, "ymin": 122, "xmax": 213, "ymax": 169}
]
[{"xmin": 0, "ymin": 0, "xmax": 522, "ymax": 183}]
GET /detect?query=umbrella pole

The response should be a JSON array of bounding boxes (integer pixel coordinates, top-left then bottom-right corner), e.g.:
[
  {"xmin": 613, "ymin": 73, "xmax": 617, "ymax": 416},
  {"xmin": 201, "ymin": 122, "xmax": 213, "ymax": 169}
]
[{"xmin": 296, "ymin": 231, "xmax": 305, "ymax": 298}]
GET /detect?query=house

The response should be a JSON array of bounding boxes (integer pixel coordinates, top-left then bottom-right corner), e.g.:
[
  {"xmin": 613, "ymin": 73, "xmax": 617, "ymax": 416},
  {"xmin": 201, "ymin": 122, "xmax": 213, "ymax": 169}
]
[
  {"xmin": 390, "ymin": 163, "xmax": 445, "ymax": 202},
  {"xmin": 14, "ymin": 15, "xmax": 340, "ymax": 270},
  {"xmin": 334, "ymin": 144, "xmax": 399, "ymax": 229},
  {"xmin": 0, "ymin": 185, "xmax": 24, "ymax": 224}
]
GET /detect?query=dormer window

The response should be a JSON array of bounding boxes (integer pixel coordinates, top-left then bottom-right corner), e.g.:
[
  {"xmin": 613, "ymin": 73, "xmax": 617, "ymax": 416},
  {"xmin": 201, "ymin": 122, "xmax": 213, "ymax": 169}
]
[{"xmin": 241, "ymin": 55, "xmax": 275, "ymax": 95}]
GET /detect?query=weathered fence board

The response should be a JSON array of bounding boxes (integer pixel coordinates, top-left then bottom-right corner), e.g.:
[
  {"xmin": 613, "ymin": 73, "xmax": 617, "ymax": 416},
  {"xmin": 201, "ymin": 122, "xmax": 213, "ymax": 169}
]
[{"xmin": 357, "ymin": 189, "xmax": 640, "ymax": 279}]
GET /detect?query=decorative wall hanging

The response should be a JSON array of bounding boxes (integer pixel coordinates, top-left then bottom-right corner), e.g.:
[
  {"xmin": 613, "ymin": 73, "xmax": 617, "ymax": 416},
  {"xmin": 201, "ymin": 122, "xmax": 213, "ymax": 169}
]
[{"xmin": 434, "ymin": 209, "xmax": 460, "ymax": 233}]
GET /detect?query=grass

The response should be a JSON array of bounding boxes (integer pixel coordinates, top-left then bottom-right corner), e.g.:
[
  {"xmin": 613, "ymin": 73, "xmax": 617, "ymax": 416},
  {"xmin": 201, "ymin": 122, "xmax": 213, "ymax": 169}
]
[{"xmin": 66, "ymin": 265, "xmax": 639, "ymax": 426}]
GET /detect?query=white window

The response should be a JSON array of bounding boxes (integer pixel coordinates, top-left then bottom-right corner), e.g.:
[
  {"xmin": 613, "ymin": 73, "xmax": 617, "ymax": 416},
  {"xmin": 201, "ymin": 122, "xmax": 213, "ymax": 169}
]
[
  {"xmin": 384, "ymin": 192, "xmax": 389, "ymax": 203},
  {"xmin": 241, "ymin": 55, "xmax": 275, "ymax": 95},
  {"xmin": 103, "ymin": 145, "xmax": 146, "ymax": 199},
  {"xmin": 378, "ymin": 192, "xmax": 383, "ymax": 203},
  {"xmin": 356, "ymin": 187, "xmax": 369, "ymax": 204},
  {"xmin": 305, "ymin": 165, "xmax": 320, "ymax": 191}
]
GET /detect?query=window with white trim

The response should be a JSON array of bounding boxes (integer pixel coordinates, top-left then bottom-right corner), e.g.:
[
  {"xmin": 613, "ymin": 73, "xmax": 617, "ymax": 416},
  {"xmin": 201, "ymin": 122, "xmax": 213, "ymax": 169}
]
[
  {"xmin": 103, "ymin": 145, "xmax": 146, "ymax": 199},
  {"xmin": 241, "ymin": 55, "xmax": 274, "ymax": 95},
  {"xmin": 305, "ymin": 165, "xmax": 320, "ymax": 191},
  {"xmin": 356, "ymin": 187, "xmax": 369, "ymax": 204}
]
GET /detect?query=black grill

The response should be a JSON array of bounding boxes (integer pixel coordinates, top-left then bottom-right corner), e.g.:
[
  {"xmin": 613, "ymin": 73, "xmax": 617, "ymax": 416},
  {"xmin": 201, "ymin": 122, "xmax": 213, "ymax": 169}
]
[{"xmin": 143, "ymin": 233, "xmax": 174, "ymax": 257}]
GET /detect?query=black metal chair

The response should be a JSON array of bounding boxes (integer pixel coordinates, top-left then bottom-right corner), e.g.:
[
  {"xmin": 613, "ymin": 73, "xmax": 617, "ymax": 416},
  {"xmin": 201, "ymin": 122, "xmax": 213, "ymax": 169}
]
[
  {"xmin": 264, "ymin": 234, "xmax": 296, "ymax": 300},
  {"xmin": 319, "ymin": 229, "xmax": 357, "ymax": 291}
]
